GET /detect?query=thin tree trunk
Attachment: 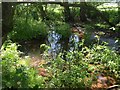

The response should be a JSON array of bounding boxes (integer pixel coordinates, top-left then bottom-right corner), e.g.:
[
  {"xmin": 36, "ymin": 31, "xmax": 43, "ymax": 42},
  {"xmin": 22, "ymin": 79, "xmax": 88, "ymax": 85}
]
[
  {"xmin": 0, "ymin": 3, "xmax": 2, "ymax": 47},
  {"xmin": 62, "ymin": 2, "xmax": 73, "ymax": 23},
  {"xmin": 118, "ymin": 1, "xmax": 120, "ymax": 24},
  {"xmin": 37, "ymin": 3, "xmax": 48, "ymax": 21},
  {"xmin": 80, "ymin": 1, "xmax": 87, "ymax": 22}
]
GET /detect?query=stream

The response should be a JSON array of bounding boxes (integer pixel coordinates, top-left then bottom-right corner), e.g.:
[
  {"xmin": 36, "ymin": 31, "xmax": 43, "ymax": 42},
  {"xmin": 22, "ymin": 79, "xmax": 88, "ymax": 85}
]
[{"xmin": 18, "ymin": 28, "xmax": 120, "ymax": 61}]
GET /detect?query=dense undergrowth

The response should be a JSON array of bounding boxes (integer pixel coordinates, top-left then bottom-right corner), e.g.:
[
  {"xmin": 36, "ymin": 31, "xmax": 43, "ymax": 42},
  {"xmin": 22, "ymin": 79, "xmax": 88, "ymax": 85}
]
[
  {"xmin": 8, "ymin": 20, "xmax": 48, "ymax": 42},
  {"xmin": 1, "ymin": 38, "xmax": 120, "ymax": 88}
]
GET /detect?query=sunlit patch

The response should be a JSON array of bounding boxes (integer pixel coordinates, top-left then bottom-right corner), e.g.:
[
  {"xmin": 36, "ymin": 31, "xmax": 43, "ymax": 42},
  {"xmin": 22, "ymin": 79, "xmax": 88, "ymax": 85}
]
[{"xmin": 18, "ymin": 60, "xmax": 27, "ymax": 66}]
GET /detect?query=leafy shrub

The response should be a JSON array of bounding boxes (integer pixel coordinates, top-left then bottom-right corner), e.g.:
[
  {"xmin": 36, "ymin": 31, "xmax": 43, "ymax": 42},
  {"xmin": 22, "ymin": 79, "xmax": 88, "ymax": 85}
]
[
  {"xmin": 105, "ymin": 10, "xmax": 118, "ymax": 25},
  {"xmin": 8, "ymin": 19, "xmax": 48, "ymax": 41},
  {"xmin": 82, "ymin": 38, "xmax": 120, "ymax": 79},
  {"xmin": 40, "ymin": 43, "xmax": 94, "ymax": 88},
  {"xmin": 1, "ymin": 41, "xmax": 46, "ymax": 88},
  {"xmin": 42, "ymin": 54, "xmax": 92, "ymax": 88},
  {"xmin": 1, "ymin": 38, "xmax": 120, "ymax": 88},
  {"xmin": 47, "ymin": 4, "xmax": 64, "ymax": 22},
  {"xmin": 40, "ymin": 37, "xmax": 120, "ymax": 88},
  {"xmin": 55, "ymin": 23, "xmax": 72, "ymax": 39}
]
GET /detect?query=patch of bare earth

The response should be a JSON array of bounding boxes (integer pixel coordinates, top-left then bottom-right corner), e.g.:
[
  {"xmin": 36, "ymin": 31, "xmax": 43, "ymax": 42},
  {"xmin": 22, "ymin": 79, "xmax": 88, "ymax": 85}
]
[
  {"xmin": 91, "ymin": 74, "xmax": 116, "ymax": 90},
  {"xmin": 30, "ymin": 55, "xmax": 46, "ymax": 68}
]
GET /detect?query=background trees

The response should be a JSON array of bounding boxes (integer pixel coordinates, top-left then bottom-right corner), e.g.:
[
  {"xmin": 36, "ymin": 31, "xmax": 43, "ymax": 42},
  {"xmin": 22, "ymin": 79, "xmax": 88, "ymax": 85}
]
[{"xmin": 2, "ymin": 2, "xmax": 119, "ymax": 44}]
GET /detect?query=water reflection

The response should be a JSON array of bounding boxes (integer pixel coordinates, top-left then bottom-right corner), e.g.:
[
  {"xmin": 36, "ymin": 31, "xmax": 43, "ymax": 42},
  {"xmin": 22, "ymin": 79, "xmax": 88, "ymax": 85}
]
[
  {"xmin": 47, "ymin": 31, "xmax": 81, "ymax": 59},
  {"xmin": 69, "ymin": 34, "xmax": 80, "ymax": 52},
  {"xmin": 47, "ymin": 31, "xmax": 62, "ymax": 59}
]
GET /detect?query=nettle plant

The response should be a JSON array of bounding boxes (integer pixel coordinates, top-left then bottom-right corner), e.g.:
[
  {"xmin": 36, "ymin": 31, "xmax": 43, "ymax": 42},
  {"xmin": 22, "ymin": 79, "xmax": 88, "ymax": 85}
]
[
  {"xmin": 1, "ymin": 36, "xmax": 119, "ymax": 88},
  {"xmin": 82, "ymin": 35, "xmax": 120, "ymax": 79},
  {"xmin": 40, "ymin": 42, "xmax": 94, "ymax": 88},
  {"xmin": 40, "ymin": 35, "xmax": 120, "ymax": 88}
]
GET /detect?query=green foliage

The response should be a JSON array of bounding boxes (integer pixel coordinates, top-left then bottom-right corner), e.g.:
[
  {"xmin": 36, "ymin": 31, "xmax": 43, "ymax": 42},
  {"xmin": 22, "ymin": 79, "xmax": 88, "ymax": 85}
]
[
  {"xmin": 2, "ymin": 3, "xmax": 120, "ymax": 88},
  {"xmin": 84, "ymin": 32, "xmax": 93, "ymax": 46},
  {"xmin": 1, "ymin": 41, "xmax": 45, "ymax": 88},
  {"xmin": 55, "ymin": 23, "xmax": 72, "ymax": 39},
  {"xmin": 40, "ymin": 37, "xmax": 120, "ymax": 88},
  {"xmin": 1, "ymin": 37, "xmax": 120, "ymax": 88},
  {"xmin": 43, "ymin": 54, "xmax": 92, "ymax": 88},
  {"xmin": 104, "ymin": 10, "xmax": 118, "ymax": 25},
  {"xmin": 95, "ymin": 23, "xmax": 109, "ymax": 29},
  {"xmin": 84, "ymin": 24, "xmax": 95, "ymax": 32},
  {"xmin": 82, "ymin": 37, "xmax": 120, "ymax": 79},
  {"xmin": 8, "ymin": 20, "xmax": 48, "ymax": 41},
  {"xmin": 70, "ymin": 7, "xmax": 80, "ymax": 22},
  {"xmin": 97, "ymin": 3, "xmax": 118, "ymax": 26},
  {"xmin": 8, "ymin": 3, "xmax": 49, "ymax": 41},
  {"xmin": 47, "ymin": 4, "xmax": 64, "ymax": 22}
]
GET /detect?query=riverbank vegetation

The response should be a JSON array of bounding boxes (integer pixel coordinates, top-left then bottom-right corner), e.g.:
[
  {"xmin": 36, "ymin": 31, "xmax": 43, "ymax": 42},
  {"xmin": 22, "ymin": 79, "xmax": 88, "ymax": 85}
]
[{"xmin": 1, "ymin": 1, "xmax": 120, "ymax": 89}]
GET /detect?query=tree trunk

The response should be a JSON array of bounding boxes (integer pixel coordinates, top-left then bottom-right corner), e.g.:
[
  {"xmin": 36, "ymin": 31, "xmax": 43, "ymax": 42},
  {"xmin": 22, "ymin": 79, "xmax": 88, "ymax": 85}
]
[
  {"xmin": 2, "ymin": 2, "xmax": 16, "ymax": 44},
  {"xmin": 0, "ymin": 3, "xmax": 1, "ymax": 47},
  {"xmin": 62, "ymin": 2, "xmax": 73, "ymax": 23}
]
